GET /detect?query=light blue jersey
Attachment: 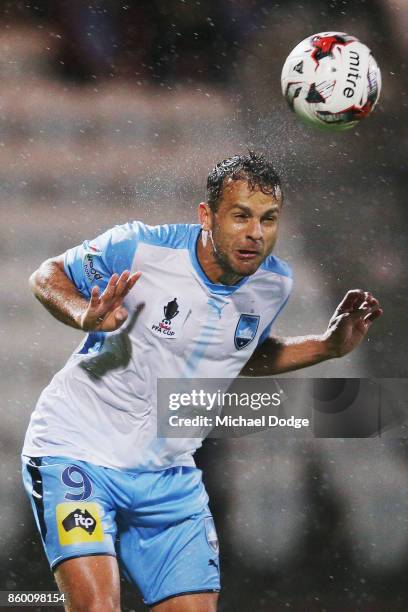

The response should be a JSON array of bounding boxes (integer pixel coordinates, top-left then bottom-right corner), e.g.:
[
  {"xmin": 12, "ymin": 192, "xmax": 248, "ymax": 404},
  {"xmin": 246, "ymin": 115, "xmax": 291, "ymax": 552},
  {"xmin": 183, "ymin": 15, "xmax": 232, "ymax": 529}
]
[{"xmin": 23, "ymin": 222, "xmax": 292, "ymax": 471}]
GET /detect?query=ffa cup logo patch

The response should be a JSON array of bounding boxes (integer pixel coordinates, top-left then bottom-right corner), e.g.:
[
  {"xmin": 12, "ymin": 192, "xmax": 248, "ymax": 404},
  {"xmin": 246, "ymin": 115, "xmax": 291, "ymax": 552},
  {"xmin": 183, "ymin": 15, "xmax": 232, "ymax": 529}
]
[
  {"xmin": 149, "ymin": 297, "xmax": 190, "ymax": 339},
  {"xmin": 56, "ymin": 502, "xmax": 104, "ymax": 546},
  {"xmin": 234, "ymin": 314, "xmax": 260, "ymax": 350},
  {"xmin": 162, "ymin": 298, "xmax": 179, "ymax": 325}
]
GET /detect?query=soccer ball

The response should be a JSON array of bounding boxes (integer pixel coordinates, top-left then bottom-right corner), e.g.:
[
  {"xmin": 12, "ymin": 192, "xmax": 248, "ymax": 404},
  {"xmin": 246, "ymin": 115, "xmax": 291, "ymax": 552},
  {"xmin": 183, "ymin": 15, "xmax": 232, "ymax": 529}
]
[{"xmin": 281, "ymin": 32, "xmax": 381, "ymax": 131}]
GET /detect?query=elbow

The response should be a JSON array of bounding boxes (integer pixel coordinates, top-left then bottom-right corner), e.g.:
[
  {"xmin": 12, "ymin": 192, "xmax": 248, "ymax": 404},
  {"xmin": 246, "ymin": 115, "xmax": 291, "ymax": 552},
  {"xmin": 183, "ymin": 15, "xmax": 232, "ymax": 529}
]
[{"xmin": 29, "ymin": 257, "xmax": 63, "ymax": 297}]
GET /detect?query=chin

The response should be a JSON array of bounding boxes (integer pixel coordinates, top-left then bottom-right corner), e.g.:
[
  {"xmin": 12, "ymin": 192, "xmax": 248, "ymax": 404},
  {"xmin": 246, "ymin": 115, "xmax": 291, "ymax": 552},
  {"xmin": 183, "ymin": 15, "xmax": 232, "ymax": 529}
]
[
  {"xmin": 217, "ymin": 252, "xmax": 262, "ymax": 279},
  {"xmin": 232, "ymin": 261, "xmax": 262, "ymax": 277}
]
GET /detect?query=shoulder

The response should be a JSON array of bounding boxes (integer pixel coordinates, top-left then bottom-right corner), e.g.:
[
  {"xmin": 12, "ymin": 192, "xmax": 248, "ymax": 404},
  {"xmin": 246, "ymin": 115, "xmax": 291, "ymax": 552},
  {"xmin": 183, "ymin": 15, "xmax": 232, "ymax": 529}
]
[
  {"xmin": 260, "ymin": 254, "xmax": 293, "ymax": 279},
  {"xmin": 133, "ymin": 221, "xmax": 198, "ymax": 250},
  {"xmin": 75, "ymin": 221, "xmax": 198, "ymax": 257}
]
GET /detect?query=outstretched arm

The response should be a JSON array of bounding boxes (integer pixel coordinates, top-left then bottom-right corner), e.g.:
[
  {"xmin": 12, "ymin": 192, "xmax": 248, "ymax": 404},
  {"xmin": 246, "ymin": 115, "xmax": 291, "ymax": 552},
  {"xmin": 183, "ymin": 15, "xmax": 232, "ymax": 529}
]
[
  {"xmin": 29, "ymin": 255, "xmax": 140, "ymax": 332},
  {"xmin": 241, "ymin": 289, "xmax": 383, "ymax": 376}
]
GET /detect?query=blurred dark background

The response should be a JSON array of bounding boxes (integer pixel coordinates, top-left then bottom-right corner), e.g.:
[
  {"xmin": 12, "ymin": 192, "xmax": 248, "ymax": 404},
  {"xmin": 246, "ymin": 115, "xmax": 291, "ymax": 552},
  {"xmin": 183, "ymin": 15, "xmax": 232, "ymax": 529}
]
[{"xmin": 1, "ymin": 0, "xmax": 407, "ymax": 610}]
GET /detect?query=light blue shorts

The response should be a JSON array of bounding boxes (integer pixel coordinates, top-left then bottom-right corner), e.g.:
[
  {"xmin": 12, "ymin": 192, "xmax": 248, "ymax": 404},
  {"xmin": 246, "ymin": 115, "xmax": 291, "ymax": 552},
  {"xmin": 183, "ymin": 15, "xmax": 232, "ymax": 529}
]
[{"xmin": 22, "ymin": 456, "xmax": 220, "ymax": 607}]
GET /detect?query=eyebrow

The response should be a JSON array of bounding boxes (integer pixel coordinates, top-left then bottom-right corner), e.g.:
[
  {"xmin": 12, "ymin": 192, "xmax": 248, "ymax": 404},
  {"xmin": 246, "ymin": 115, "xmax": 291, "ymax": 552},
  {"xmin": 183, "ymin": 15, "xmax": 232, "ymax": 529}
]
[{"xmin": 231, "ymin": 203, "xmax": 280, "ymax": 215}]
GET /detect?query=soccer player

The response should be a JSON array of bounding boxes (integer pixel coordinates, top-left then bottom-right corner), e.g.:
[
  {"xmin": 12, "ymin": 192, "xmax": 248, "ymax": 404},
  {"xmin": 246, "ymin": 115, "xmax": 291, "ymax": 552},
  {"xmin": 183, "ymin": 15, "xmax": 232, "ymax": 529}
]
[{"xmin": 22, "ymin": 152, "xmax": 382, "ymax": 612}]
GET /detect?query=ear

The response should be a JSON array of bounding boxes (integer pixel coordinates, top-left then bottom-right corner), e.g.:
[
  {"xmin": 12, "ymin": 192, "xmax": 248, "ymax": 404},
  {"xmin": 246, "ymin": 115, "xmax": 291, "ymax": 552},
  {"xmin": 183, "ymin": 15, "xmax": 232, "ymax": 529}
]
[{"xmin": 198, "ymin": 202, "xmax": 212, "ymax": 230}]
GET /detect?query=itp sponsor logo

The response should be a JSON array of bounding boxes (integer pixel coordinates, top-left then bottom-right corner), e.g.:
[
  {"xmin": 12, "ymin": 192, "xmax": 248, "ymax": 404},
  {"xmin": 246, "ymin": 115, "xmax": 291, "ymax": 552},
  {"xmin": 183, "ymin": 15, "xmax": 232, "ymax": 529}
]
[
  {"xmin": 56, "ymin": 502, "xmax": 104, "ymax": 545},
  {"xmin": 62, "ymin": 508, "xmax": 96, "ymax": 535}
]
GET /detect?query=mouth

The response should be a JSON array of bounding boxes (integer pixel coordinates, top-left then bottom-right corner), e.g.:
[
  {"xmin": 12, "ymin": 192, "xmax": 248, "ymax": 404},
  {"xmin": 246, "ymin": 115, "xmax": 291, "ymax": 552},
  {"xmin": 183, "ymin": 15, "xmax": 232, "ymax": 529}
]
[{"xmin": 235, "ymin": 248, "xmax": 262, "ymax": 261}]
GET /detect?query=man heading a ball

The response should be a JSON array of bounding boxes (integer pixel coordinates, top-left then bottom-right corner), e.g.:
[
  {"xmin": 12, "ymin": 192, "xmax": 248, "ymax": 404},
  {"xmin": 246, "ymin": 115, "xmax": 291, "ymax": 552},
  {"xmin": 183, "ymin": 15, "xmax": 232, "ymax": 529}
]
[{"xmin": 22, "ymin": 151, "xmax": 382, "ymax": 611}]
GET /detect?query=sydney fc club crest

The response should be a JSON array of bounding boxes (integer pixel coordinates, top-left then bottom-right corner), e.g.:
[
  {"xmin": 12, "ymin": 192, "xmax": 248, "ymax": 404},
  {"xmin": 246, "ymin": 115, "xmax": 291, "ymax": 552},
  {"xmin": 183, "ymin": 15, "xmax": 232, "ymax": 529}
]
[{"xmin": 234, "ymin": 314, "xmax": 260, "ymax": 350}]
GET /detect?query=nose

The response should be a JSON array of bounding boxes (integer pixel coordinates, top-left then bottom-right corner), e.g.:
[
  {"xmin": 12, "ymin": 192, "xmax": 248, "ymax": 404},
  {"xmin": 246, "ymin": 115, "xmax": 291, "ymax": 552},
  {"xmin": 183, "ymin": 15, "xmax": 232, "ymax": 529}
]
[{"xmin": 246, "ymin": 218, "xmax": 263, "ymax": 241}]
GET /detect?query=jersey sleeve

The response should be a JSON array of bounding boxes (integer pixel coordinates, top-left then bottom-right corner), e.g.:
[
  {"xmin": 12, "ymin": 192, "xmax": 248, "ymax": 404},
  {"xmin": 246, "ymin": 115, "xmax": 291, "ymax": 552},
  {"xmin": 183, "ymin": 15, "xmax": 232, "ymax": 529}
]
[{"xmin": 63, "ymin": 223, "xmax": 139, "ymax": 298}]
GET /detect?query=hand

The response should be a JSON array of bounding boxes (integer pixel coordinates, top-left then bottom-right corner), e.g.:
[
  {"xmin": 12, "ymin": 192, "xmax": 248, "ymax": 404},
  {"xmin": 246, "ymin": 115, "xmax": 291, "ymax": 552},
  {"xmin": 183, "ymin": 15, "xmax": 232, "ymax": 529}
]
[
  {"xmin": 80, "ymin": 270, "xmax": 141, "ymax": 332},
  {"xmin": 324, "ymin": 289, "xmax": 383, "ymax": 358}
]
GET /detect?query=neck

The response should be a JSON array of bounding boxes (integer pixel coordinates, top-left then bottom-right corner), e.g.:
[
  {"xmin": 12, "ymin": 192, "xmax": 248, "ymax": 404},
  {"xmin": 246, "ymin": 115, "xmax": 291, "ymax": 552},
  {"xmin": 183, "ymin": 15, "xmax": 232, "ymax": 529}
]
[{"xmin": 196, "ymin": 232, "xmax": 243, "ymax": 286}]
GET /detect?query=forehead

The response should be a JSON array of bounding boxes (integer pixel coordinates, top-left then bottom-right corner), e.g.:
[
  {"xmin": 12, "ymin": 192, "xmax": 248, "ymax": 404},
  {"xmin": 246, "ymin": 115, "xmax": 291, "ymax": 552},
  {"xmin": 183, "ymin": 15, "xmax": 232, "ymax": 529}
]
[{"xmin": 218, "ymin": 179, "xmax": 282, "ymax": 211}]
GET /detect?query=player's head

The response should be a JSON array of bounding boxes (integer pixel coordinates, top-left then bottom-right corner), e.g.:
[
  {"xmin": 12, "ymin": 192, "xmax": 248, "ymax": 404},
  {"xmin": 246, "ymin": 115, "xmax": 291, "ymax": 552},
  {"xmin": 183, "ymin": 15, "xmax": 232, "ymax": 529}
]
[{"xmin": 199, "ymin": 151, "xmax": 283, "ymax": 278}]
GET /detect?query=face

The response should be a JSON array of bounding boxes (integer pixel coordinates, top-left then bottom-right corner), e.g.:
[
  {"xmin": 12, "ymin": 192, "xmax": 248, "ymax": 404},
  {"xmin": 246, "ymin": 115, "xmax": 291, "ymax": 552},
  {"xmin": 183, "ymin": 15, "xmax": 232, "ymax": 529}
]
[{"xmin": 208, "ymin": 179, "xmax": 282, "ymax": 277}]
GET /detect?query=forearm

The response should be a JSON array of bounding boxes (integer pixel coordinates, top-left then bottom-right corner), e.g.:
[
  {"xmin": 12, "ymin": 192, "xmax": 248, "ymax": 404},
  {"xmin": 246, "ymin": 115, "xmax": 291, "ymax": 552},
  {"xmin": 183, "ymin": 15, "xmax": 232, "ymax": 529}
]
[
  {"xmin": 241, "ymin": 333, "xmax": 336, "ymax": 376},
  {"xmin": 30, "ymin": 259, "xmax": 88, "ymax": 330}
]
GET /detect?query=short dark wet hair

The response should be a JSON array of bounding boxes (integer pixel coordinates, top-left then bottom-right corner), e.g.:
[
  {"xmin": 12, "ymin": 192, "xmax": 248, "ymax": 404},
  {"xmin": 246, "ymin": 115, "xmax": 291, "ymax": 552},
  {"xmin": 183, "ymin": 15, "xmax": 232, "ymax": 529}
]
[{"xmin": 206, "ymin": 151, "xmax": 282, "ymax": 212}]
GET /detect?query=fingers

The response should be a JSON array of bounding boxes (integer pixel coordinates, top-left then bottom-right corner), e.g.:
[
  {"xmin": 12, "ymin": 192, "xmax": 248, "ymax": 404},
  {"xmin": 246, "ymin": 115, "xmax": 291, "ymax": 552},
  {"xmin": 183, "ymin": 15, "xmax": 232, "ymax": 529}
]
[
  {"xmin": 116, "ymin": 271, "xmax": 141, "ymax": 297},
  {"xmin": 364, "ymin": 306, "xmax": 383, "ymax": 323},
  {"xmin": 335, "ymin": 289, "xmax": 366, "ymax": 315},
  {"xmin": 114, "ymin": 306, "xmax": 128, "ymax": 324},
  {"xmin": 358, "ymin": 293, "xmax": 382, "ymax": 323},
  {"xmin": 85, "ymin": 306, "xmax": 129, "ymax": 332},
  {"xmin": 101, "ymin": 272, "xmax": 120, "ymax": 302},
  {"xmin": 349, "ymin": 304, "xmax": 382, "ymax": 326},
  {"xmin": 82, "ymin": 270, "xmax": 141, "ymax": 332},
  {"xmin": 364, "ymin": 294, "xmax": 379, "ymax": 310},
  {"xmin": 89, "ymin": 285, "xmax": 100, "ymax": 307},
  {"xmin": 100, "ymin": 270, "xmax": 141, "ymax": 304},
  {"xmin": 115, "ymin": 270, "xmax": 130, "ymax": 294},
  {"xmin": 336, "ymin": 289, "xmax": 382, "ymax": 316},
  {"xmin": 123, "ymin": 271, "xmax": 142, "ymax": 296}
]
